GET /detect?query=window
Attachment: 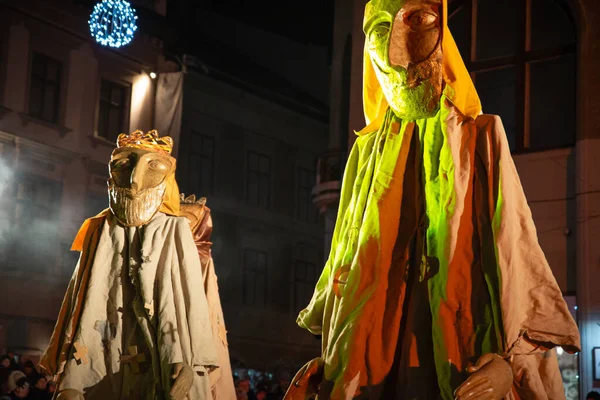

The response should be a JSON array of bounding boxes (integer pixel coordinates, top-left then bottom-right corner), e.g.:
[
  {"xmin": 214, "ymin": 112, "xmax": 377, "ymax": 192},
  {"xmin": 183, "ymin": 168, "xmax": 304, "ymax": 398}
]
[
  {"xmin": 448, "ymin": 0, "xmax": 576, "ymax": 152},
  {"xmin": 242, "ymin": 249, "xmax": 268, "ymax": 306},
  {"xmin": 246, "ymin": 152, "xmax": 270, "ymax": 209},
  {"xmin": 29, "ymin": 53, "xmax": 61, "ymax": 123},
  {"xmin": 292, "ymin": 261, "xmax": 317, "ymax": 312},
  {"xmin": 188, "ymin": 133, "xmax": 215, "ymax": 194},
  {"xmin": 296, "ymin": 167, "xmax": 317, "ymax": 222},
  {"xmin": 97, "ymin": 79, "xmax": 129, "ymax": 143},
  {"xmin": 4, "ymin": 174, "xmax": 62, "ymax": 273}
]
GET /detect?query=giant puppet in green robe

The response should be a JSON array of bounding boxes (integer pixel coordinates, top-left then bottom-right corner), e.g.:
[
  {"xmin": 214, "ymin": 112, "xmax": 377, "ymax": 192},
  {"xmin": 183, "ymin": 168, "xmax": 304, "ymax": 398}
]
[{"xmin": 285, "ymin": 0, "xmax": 581, "ymax": 399}]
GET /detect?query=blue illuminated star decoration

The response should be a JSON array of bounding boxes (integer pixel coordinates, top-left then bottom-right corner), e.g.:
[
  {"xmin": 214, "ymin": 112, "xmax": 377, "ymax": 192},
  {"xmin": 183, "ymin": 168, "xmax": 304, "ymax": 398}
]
[{"xmin": 89, "ymin": 0, "xmax": 138, "ymax": 48}]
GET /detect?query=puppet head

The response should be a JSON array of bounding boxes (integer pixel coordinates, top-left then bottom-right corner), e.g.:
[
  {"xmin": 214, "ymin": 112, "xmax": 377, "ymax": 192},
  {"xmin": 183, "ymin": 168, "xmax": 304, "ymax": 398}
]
[
  {"xmin": 108, "ymin": 130, "xmax": 179, "ymax": 227},
  {"xmin": 361, "ymin": 0, "xmax": 482, "ymax": 131},
  {"xmin": 364, "ymin": 0, "xmax": 443, "ymax": 120},
  {"xmin": 179, "ymin": 194, "xmax": 213, "ymax": 260},
  {"xmin": 178, "ymin": 194, "xmax": 208, "ymax": 234}
]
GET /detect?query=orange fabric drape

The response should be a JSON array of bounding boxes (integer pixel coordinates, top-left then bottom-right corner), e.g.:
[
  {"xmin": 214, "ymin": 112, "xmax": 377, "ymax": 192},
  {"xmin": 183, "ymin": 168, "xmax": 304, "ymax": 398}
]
[{"xmin": 39, "ymin": 216, "xmax": 104, "ymax": 376}]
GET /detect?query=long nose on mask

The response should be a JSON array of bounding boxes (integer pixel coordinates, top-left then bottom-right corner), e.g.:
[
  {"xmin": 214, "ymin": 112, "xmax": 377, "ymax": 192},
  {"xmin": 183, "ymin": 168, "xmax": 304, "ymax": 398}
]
[
  {"xmin": 388, "ymin": 11, "xmax": 441, "ymax": 69},
  {"xmin": 130, "ymin": 164, "xmax": 145, "ymax": 192}
]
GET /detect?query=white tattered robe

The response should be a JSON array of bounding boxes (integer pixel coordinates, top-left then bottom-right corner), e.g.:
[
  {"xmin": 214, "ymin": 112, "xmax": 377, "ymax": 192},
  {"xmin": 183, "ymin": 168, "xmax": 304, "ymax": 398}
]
[
  {"xmin": 41, "ymin": 212, "xmax": 218, "ymax": 399},
  {"xmin": 201, "ymin": 257, "xmax": 236, "ymax": 400}
]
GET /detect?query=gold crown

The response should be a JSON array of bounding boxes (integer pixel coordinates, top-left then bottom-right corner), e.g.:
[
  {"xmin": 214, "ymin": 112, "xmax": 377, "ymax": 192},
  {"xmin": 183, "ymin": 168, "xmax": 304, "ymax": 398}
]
[{"xmin": 116, "ymin": 130, "xmax": 174, "ymax": 154}]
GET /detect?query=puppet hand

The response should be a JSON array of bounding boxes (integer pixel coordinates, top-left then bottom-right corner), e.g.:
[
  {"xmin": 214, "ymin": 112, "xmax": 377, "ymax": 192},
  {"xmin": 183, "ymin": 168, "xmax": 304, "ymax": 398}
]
[
  {"xmin": 56, "ymin": 389, "xmax": 84, "ymax": 400},
  {"xmin": 454, "ymin": 353, "xmax": 513, "ymax": 400},
  {"xmin": 283, "ymin": 358, "xmax": 324, "ymax": 400},
  {"xmin": 170, "ymin": 362, "xmax": 194, "ymax": 400}
]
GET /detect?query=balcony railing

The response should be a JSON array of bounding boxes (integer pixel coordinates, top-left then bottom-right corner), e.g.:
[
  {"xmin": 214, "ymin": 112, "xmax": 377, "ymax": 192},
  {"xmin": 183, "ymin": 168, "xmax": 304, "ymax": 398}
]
[
  {"xmin": 312, "ymin": 150, "xmax": 345, "ymax": 213},
  {"xmin": 316, "ymin": 150, "xmax": 343, "ymax": 186}
]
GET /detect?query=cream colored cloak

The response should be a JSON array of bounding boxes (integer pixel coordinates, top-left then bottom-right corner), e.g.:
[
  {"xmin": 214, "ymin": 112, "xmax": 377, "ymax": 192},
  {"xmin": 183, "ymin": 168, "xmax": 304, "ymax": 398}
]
[{"xmin": 40, "ymin": 212, "xmax": 218, "ymax": 399}]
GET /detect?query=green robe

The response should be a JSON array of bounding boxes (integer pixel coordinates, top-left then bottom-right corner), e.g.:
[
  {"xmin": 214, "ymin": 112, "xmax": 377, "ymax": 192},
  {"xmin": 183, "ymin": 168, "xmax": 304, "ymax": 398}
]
[{"xmin": 297, "ymin": 98, "xmax": 580, "ymax": 399}]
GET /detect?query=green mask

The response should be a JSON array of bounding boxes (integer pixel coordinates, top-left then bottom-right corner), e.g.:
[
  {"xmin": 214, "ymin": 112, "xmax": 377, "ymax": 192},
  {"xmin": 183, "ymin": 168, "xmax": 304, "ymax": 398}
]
[{"xmin": 364, "ymin": 0, "xmax": 443, "ymax": 120}]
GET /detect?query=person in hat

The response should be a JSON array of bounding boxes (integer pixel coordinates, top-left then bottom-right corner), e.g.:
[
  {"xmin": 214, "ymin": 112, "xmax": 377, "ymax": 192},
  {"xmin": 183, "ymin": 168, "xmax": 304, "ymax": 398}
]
[{"xmin": 5, "ymin": 371, "xmax": 30, "ymax": 399}]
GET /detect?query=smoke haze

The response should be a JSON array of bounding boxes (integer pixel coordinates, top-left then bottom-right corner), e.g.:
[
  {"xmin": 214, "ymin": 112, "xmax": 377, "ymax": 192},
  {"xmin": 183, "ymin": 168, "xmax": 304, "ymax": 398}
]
[
  {"xmin": 0, "ymin": 155, "xmax": 12, "ymax": 197},
  {"xmin": 0, "ymin": 155, "xmax": 14, "ymax": 244},
  {"xmin": 0, "ymin": 155, "xmax": 78, "ymax": 274}
]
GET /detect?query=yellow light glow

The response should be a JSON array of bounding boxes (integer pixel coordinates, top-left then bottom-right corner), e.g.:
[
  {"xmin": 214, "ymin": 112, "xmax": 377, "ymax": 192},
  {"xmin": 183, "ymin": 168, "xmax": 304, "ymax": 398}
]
[
  {"xmin": 131, "ymin": 73, "xmax": 150, "ymax": 115},
  {"xmin": 129, "ymin": 73, "xmax": 152, "ymax": 133},
  {"xmin": 150, "ymin": 72, "xmax": 157, "ymax": 79}
]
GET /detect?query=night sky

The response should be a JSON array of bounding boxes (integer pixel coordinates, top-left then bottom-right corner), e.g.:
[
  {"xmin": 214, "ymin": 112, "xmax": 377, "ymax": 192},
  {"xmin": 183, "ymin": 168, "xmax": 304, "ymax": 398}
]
[{"xmin": 205, "ymin": 0, "xmax": 335, "ymax": 47}]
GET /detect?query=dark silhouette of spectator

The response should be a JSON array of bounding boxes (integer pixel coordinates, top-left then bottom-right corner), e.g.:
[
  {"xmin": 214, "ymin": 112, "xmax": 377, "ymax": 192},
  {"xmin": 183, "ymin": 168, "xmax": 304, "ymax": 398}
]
[
  {"xmin": 238, "ymin": 378, "xmax": 257, "ymax": 400},
  {"xmin": 268, "ymin": 376, "xmax": 289, "ymax": 399},
  {"xmin": 0, "ymin": 357, "xmax": 11, "ymax": 371},
  {"xmin": 20, "ymin": 363, "xmax": 35, "ymax": 384},
  {"xmin": 4, "ymin": 352, "xmax": 17, "ymax": 372},
  {"xmin": 45, "ymin": 381, "xmax": 55, "ymax": 398},
  {"xmin": 28, "ymin": 375, "xmax": 50, "ymax": 400},
  {"xmin": 256, "ymin": 385, "xmax": 268, "ymax": 400},
  {"xmin": 587, "ymin": 391, "xmax": 600, "ymax": 400},
  {"xmin": 0, "ymin": 356, "xmax": 13, "ymax": 395}
]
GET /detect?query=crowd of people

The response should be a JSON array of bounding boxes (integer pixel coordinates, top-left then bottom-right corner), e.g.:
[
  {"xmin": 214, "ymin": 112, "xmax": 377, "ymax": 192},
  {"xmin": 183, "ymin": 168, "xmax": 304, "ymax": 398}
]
[
  {"xmin": 234, "ymin": 373, "xmax": 289, "ymax": 400},
  {"xmin": 2, "ymin": 349, "xmax": 600, "ymax": 400},
  {"xmin": 0, "ymin": 351, "xmax": 293, "ymax": 400},
  {"xmin": 0, "ymin": 352, "xmax": 54, "ymax": 400}
]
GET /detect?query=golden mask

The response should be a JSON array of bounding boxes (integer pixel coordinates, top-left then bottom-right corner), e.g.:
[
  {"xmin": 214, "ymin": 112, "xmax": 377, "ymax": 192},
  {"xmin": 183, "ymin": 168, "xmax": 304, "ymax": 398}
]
[{"xmin": 108, "ymin": 130, "xmax": 176, "ymax": 227}]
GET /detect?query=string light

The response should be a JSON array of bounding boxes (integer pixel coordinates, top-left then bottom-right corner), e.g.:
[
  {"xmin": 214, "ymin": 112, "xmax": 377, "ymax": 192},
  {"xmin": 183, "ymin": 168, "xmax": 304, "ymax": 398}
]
[{"xmin": 89, "ymin": 0, "xmax": 138, "ymax": 48}]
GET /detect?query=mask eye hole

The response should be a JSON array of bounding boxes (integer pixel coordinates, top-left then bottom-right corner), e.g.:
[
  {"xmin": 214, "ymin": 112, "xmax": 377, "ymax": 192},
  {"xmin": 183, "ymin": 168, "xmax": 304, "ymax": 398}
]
[
  {"xmin": 112, "ymin": 158, "xmax": 131, "ymax": 170},
  {"xmin": 407, "ymin": 11, "xmax": 438, "ymax": 30},
  {"xmin": 368, "ymin": 21, "xmax": 391, "ymax": 48},
  {"xmin": 148, "ymin": 160, "xmax": 168, "ymax": 171}
]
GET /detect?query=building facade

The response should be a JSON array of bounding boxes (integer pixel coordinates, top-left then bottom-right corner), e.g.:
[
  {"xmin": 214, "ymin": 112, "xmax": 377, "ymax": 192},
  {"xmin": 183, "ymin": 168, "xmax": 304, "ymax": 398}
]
[
  {"xmin": 0, "ymin": 0, "xmax": 167, "ymax": 359},
  {"xmin": 175, "ymin": 67, "xmax": 327, "ymax": 372},
  {"xmin": 0, "ymin": 0, "xmax": 328, "ymax": 377},
  {"xmin": 317, "ymin": 0, "xmax": 600, "ymax": 397},
  {"xmin": 168, "ymin": 5, "xmax": 331, "ymax": 374}
]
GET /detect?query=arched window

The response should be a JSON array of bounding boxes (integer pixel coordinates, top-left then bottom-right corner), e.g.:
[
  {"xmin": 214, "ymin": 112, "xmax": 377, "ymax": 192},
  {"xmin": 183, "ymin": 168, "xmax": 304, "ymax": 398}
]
[{"xmin": 448, "ymin": 0, "xmax": 576, "ymax": 152}]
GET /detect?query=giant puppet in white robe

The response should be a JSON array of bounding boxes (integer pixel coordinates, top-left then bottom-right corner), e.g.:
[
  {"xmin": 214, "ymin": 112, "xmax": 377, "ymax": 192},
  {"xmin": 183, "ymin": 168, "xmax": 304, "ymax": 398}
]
[
  {"xmin": 179, "ymin": 195, "xmax": 236, "ymax": 400},
  {"xmin": 39, "ymin": 130, "xmax": 218, "ymax": 400}
]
